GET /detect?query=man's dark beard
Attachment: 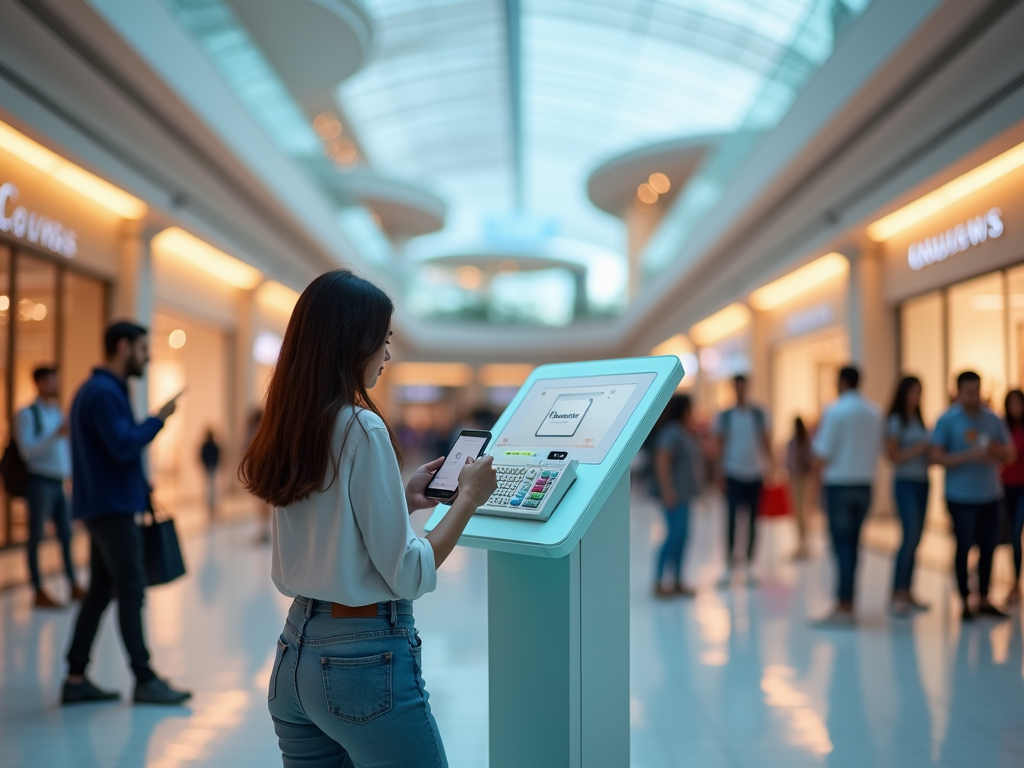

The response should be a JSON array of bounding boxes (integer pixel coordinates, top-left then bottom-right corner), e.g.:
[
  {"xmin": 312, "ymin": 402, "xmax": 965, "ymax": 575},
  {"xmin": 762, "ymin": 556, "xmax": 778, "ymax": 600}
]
[{"xmin": 126, "ymin": 354, "xmax": 145, "ymax": 379}]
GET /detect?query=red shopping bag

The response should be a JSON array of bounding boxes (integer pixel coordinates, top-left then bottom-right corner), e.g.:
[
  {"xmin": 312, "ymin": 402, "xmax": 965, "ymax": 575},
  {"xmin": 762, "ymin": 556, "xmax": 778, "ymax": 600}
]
[{"xmin": 760, "ymin": 483, "xmax": 791, "ymax": 517}]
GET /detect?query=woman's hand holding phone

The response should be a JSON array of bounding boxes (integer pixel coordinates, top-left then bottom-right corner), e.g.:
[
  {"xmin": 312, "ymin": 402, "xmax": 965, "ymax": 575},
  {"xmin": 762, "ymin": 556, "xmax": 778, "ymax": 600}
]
[
  {"xmin": 425, "ymin": 454, "xmax": 497, "ymax": 568},
  {"xmin": 405, "ymin": 456, "xmax": 447, "ymax": 512}
]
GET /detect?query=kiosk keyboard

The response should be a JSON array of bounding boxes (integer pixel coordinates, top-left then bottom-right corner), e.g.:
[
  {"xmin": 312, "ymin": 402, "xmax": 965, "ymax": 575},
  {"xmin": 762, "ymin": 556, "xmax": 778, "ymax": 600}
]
[{"xmin": 477, "ymin": 451, "xmax": 578, "ymax": 521}]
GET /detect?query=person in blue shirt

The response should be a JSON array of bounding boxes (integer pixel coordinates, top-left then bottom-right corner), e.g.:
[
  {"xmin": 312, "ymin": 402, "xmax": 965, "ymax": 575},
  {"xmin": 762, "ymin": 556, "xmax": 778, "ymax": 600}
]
[
  {"xmin": 62, "ymin": 321, "xmax": 187, "ymax": 706},
  {"xmin": 929, "ymin": 371, "xmax": 1015, "ymax": 622},
  {"xmin": 18, "ymin": 365, "xmax": 83, "ymax": 609}
]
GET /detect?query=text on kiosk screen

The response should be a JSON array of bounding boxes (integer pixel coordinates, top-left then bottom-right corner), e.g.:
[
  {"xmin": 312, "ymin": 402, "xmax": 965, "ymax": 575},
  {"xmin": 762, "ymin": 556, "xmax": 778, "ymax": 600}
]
[
  {"xmin": 504, "ymin": 383, "xmax": 638, "ymax": 452},
  {"xmin": 431, "ymin": 435, "xmax": 488, "ymax": 492}
]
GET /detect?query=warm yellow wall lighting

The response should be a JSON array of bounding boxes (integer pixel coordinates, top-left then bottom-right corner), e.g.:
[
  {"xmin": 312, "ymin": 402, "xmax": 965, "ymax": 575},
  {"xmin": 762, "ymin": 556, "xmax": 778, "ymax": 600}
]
[
  {"xmin": 256, "ymin": 280, "xmax": 300, "ymax": 316},
  {"xmin": 478, "ymin": 364, "xmax": 534, "ymax": 387},
  {"xmin": 390, "ymin": 362, "xmax": 474, "ymax": 388},
  {"xmin": 867, "ymin": 140, "xmax": 1024, "ymax": 242},
  {"xmin": 152, "ymin": 227, "xmax": 263, "ymax": 290},
  {"xmin": 689, "ymin": 303, "xmax": 751, "ymax": 346},
  {"xmin": 0, "ymin": 119, "xmax": 147, "ymax": 220},
  {"xmin": 748, "ymin": 252, "xmax": 848, "ymax": 311},
  {"xmin": 650, "ymin": 333, "xmax": 693, "ymax": 359}
]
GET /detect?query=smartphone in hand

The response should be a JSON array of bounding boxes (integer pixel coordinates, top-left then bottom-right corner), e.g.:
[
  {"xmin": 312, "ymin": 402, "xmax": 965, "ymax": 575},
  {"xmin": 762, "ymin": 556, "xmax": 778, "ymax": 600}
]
[{"xmin": 424, "ymin": 430, "xmax": 491, "ymax": 501}]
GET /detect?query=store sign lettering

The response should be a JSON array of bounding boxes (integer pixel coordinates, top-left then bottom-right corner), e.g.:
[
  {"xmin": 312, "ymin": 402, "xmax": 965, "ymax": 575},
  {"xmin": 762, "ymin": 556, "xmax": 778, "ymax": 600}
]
[
  {"xmin": 785, "ymin": 302, "xmax": 834, "ymax": 335},
  {"xmin": 907, "ymin": 208, "xmax": 1002, "ymax": 271},
  {"xmin": 0, "ymin": 182, "xmax": 77, "ymax": 258}
]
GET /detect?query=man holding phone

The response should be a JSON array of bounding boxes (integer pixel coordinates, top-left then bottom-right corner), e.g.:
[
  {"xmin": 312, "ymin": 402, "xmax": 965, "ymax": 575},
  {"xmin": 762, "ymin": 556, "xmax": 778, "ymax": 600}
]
[{"xmin": 62, "ymin": 321, "xmax": 190, "ymax": 706}]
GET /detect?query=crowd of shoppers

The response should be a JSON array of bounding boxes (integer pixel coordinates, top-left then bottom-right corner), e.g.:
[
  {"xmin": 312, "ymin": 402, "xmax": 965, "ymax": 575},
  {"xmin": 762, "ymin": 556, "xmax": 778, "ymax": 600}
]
[
  {"xmin": 712, "ymin": 374, "xmax": 772, "ymax": 581},
  {"xmin": 786, "ymin": 417, "xmax": 814, "ymax": 560},
  {"xmin": 930, "ymin": 371, "xmax": 1015, "ymax": 621},
  {"xmin": 811, "ymin": 366, "xmax": 882, "ymax": 625},
  {"xmin": 63, "ymin": 321, "xmax": 190, "ymax": 705},
  {"xmin": 18, "ymin": 366, "xmax": 83, "ymax": 608},
  {"xmin": 886, "ymin": 376, "xmax": 931, "ymax": 615},
  {"xmin": 651, "ymin": 365, "xmax": 1024, "ymax": 627},
  {"xmin": 652, "ymin": 394, "xmax": 703, "ymax": 597}
]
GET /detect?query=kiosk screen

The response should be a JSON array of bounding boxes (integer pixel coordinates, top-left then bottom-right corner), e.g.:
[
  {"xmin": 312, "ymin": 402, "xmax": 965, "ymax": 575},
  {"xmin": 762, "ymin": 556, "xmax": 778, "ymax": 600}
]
[{"xmin": 494, "ymin": 372, "xmax": 656, "ymax": 464}]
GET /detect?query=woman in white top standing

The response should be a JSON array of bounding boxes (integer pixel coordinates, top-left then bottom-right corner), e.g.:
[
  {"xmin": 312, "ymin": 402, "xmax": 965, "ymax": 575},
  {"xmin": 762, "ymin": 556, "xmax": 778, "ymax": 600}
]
[{"xmin": 240, "ymin": 270, "xmax": 496, "ymax": 768}]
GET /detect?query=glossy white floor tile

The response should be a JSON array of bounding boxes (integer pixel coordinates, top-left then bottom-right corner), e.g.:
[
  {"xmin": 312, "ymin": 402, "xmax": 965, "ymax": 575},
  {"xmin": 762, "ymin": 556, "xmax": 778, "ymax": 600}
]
[{"xmin": 1, "ymin": 490, "xmax": 1023, "ymax": 767}]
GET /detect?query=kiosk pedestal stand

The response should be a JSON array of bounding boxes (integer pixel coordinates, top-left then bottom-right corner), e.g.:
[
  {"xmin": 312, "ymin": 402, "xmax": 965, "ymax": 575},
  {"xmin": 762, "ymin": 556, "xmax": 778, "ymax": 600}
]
[
  {"xmin": 426, "ymin": 357, "xmax": 683, "ymax": 768},
  {"xmin": 489, "ymin": 472, "xmax": 630, "ymax": 768}
]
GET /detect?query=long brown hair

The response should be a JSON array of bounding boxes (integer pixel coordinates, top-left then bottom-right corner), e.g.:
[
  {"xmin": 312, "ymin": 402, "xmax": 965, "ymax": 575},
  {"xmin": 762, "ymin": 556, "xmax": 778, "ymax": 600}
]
[{"xmin": 239, "ymin": 270, "xmax": 401, "ymax": 507}]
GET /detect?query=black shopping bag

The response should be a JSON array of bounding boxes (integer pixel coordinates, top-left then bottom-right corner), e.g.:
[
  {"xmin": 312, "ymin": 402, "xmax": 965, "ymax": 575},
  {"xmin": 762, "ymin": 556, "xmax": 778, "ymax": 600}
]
[{"xmin": 142, "ymin": 499, "xmax": 186, "ymax": 586}]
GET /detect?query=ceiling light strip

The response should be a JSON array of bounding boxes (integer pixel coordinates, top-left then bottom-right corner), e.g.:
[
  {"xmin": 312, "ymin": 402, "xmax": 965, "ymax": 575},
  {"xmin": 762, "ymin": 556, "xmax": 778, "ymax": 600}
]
[
  {"xmin": 748, "ymin": 253, "xmax": 848, "ymax": 311},
  {"xmin": 0, "ymin": 120, "xmax": 147, "ymax": 220},
  {"xmin": 867, "ymin": 140, "xmax": 1024, "ymax": 242}
]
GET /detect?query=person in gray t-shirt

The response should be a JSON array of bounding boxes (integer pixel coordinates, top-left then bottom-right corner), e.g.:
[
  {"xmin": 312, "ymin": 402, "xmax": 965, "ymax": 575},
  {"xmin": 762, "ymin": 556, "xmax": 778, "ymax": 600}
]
[
  {"xmin": 885, "ymin": 376, "xmax": 932, "ymax": 616},
  {"xmin": 653, "ymin": 394, "xmax": 703, "ymax": 597}
]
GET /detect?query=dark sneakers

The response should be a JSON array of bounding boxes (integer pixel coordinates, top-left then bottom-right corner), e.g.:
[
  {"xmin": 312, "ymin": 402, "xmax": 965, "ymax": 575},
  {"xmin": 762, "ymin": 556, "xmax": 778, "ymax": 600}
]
[
  {"xmin": 62, "ymin": 678, "xmax": 120, "ymax": 705},
  {"xmin": 34, "ymin": 590, "xmax": 65, "ymax": 609},
  {"xmin": 134, "ymin": 677, "xmax": 192, "ymax": 705},
  {"xmin": 978, "ymin": 603, "xmax": 1010, "ymax": 620}
]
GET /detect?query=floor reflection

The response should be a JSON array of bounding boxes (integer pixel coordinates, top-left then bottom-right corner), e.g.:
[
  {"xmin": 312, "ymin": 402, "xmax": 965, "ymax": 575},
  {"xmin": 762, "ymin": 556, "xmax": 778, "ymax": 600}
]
[{"xmin": 0, "ymin": 490, "xmax": 1022, "ymax": 767}]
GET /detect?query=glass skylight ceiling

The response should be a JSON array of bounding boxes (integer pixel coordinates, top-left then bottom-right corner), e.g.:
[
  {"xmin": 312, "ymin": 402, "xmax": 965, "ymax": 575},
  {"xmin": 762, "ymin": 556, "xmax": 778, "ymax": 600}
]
[
  {"xmin": 167, "ymin": 0, "xmax": 872, "ymax": 325},
  {"xmin": 341, "ymin": 0, "xmax": 872, "ymax": 319}
]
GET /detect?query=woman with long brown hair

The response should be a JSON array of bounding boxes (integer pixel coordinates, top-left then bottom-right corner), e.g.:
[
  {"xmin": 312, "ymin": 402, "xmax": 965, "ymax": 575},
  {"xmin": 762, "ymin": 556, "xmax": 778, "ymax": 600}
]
[{"xmin": 240, "ymin": 270, "xmax": 496, "ymax": 768}]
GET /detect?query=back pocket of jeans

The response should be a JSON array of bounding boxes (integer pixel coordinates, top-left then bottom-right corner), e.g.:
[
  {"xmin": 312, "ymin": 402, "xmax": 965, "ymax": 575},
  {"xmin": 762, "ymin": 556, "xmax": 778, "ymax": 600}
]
[
  {"xmin": 268, "ymin": 639, "xmax": 287, "ymax": 702},
  {"xmin": 321, "ymin": 652, "xmax": 393, "ymax": 724}
]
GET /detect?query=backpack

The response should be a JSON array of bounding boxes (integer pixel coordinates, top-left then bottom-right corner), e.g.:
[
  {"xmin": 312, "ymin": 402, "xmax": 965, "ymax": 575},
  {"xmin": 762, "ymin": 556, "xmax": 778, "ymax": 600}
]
[
  {"xmin": 0, "ymin": 404, "xmax": 43, "ymax": 498},
  {"xmin": 720, "ymin": 406, "xmax": 766, "ymax": 438},
  {"xmin": 719, "ymin": 406, "xmax": 767, "ymax": 458}
]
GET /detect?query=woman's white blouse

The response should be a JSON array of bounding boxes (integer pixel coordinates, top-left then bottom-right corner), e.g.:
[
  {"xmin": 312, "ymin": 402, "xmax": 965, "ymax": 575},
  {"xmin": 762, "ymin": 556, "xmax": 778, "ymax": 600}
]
[{"xmin": 271, "ymin": 407, "xmax": 437, "ymax": 605}]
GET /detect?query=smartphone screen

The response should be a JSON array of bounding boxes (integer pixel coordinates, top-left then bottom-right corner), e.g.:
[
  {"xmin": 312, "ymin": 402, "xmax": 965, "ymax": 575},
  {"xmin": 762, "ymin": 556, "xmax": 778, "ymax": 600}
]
[{"xmin": 426, "ymin": 430, "xmax": 491, "ymax": 498}]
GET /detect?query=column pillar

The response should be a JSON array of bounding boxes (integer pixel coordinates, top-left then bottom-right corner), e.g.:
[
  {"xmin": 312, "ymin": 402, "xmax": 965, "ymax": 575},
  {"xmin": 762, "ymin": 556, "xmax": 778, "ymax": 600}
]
[
  {"xmin": 624, "ymin": 200, "xmax": 664, "ymax": 300},
  {"xmin": 115, "ymin": 221, "xmax": 159, "ymax": 422},
  {"xmin": 844, "ymin": 244, "xmax": 898, "ymax": 514}
]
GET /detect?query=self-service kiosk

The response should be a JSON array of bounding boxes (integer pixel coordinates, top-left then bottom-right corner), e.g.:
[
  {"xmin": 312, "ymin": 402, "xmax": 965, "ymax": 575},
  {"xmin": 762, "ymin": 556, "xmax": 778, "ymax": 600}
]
[{"xmin": 425, "ymin": 356, "xmax": 684, "ymax": 768}]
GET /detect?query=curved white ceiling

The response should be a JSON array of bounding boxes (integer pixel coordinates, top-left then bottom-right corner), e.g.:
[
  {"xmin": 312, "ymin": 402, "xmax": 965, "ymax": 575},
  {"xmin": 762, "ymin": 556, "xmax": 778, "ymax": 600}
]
[{"xmin": 339, "ymin": 0, "xmax": 861, "ymax": 270}]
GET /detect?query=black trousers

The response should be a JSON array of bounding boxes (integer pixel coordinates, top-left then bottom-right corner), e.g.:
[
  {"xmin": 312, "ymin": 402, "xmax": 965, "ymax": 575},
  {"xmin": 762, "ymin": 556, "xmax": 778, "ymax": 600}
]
[
  {"xmin": 66, "ymin": 514, "xmax": 154, "ymax": 682},
  {"xmin": 947, "ymin": 500, "xmax": 1000, "ymax": 601},
  {"xmin": 725, "ymin": 477, "xmax": 762, "ymax": 562}
]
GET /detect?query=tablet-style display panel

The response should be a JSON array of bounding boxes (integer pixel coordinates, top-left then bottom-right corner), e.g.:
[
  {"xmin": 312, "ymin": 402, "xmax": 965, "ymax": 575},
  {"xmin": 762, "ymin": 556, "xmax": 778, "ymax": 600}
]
[
  {"xmin": 424, "ymin": 356, "xmax": 684, "ymax": 558},
  {"xmin": 492, "ymin": 373, "xmax": 656, "ymax": 464}
]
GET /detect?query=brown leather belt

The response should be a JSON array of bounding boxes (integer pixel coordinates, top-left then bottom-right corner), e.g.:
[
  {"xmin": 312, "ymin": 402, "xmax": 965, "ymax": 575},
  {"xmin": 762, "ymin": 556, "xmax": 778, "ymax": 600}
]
[{"xmin": 331, "ymin": 602, "xmax": 379, "ymax": 618}]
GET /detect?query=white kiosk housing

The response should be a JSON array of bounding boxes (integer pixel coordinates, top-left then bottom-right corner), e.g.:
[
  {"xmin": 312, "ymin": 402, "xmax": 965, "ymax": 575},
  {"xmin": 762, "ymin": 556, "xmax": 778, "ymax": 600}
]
[{"xmin": 425, "ymin": 356, "xmax": 684, "ymax": 768}]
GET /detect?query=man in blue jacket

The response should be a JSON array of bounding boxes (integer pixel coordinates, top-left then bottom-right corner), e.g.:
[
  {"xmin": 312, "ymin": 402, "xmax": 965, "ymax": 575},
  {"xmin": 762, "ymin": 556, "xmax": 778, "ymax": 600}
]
[{"xmin": 62, "ymin": 321, "xmax": 188, "ymax": 706}]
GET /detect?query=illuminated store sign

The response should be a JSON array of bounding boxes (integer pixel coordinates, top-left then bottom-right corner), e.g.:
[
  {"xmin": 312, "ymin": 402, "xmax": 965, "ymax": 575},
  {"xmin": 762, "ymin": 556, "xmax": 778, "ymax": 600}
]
[
  {"xmin": 907, "ymin": 207, "xmax": 1002, "ymax": 271},
  {"xmin": 0, "ymin": 182, "xmax": 77, "ymax": 258},
  {"xmin": 785, "ymin": 302, "xmax": 835, "ymax": 335}
]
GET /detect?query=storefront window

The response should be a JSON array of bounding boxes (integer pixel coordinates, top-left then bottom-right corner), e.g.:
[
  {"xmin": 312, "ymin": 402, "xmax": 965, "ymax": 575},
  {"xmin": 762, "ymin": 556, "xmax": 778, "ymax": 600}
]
[
  {"xmin": 13, "ymin": 255, "xmax": 57, "ymax": 411},
  {"xmin": 900, "ymin": 291, "xmax": 945, "ymax": 424},
  {"xmin": 0, "ymin": 247, "xmax": 9, "ymax": 546},
  {"xmin": 0, "ymin": 248, "xmax": 107, "ymax": 548},
  {"xmin": 770, "ymin": 329, "xmax": 849, "ymax": 447},
  {"xmin": 1006, "ymin": 265, "xmax": 1024, "ymax": 394},
  {"xmin": 948, "ymin": 271, "xmax": 1006, "ymax": 409},
  {"xmin": 61, "ymin": 271, "xmax": 106, "ymax": 408},
  {"xmin": 149, "ymin": 311, "xmax": 230, "ymax": 508}
]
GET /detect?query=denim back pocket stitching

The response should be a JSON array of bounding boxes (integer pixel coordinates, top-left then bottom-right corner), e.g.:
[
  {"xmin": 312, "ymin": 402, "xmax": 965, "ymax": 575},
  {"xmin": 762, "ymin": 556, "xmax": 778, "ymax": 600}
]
[
  {"xmin": 268, "ymin": 638, "xmax": 288, "ymax": 702},
  {"xmin": 321, "ymin": 652, "xmax": 393, "ymax": 724}
]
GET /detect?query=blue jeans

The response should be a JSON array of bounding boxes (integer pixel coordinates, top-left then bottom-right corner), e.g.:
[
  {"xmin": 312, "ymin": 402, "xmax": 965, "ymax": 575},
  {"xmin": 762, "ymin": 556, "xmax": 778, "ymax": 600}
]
[
  {"xmin": 725, "ymin": 477, "xmax": 762, "ymax": 563},
  {"xmin": 655, "ymin": 502, "xmax": 690, "ymax": 583},
  {"xmin": 892, "ymin": 479, "xmax": 929, "ymax": 594},
  {"xmin": 269, "ymin": 597, "xmax": 447, "ymax": 768},
  {"xmin": 825, "ymin": 485, "xmax": 872, "ymax": 604},
  {"xmin": 25, "ymin": 474, "xmax": 74, "ymax": 590}
]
